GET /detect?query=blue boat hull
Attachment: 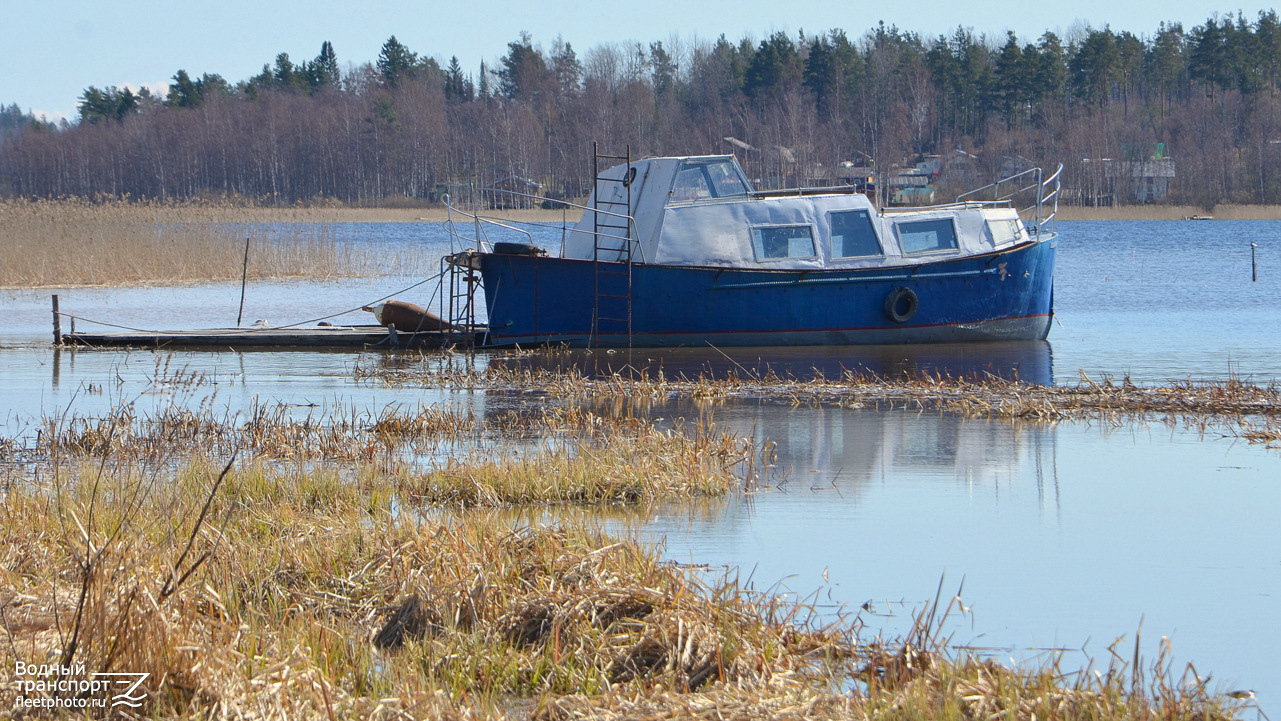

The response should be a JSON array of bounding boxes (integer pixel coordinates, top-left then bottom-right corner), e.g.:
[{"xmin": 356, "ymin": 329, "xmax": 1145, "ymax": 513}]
[{"xmin": 477, "ymin": 236, "xmax": 1056, "ymax": 347}]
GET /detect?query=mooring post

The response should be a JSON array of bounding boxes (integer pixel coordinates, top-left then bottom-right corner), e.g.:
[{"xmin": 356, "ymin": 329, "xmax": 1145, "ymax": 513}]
[
  {"xmin": 1252, "ymin": 242, "xmax": 1258, "ymax": 282},
  {"xmin": 237, "ymin": 236, "xmax": 251, "ymax": 327},
  {"xmin": 51, "ymin": 294, "xmax": 62, "ymax": 345},
  {"xmin": 387, "ymin": 323, "xmax": 400, "ymax": 349}
]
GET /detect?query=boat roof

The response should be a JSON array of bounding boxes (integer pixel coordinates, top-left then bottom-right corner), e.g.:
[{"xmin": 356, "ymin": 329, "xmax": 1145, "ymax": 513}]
[{"xmin": 564, "ymin": 154, "xmax": 1030, "ymax": 270}]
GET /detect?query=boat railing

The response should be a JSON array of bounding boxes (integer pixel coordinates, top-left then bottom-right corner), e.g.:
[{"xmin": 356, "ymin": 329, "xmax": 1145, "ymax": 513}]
[
  {"xmin": 954, "ymin": 164, "xmax": 1062, "ymax": 235},
  {"xmin": 752, "ymin": 185, "xmax": 862, "ymax": 198},
  {"xmin": 1039, "ymin": 164, "xmax": 1062, "ymax": 229},
  {"xmin": 442, "ymin": 188, "xmax": 646, "ymax": 264},
  {"xmin": 883, "ymin": 200, "xmax": 985, "ymax": 213},
  {"xmin": 442, "ymin": 193, "xmax": 535, "ymax": 253}
]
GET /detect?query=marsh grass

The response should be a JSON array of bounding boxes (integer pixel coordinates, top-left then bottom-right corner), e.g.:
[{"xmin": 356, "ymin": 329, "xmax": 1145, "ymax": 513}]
[
  {"xmin": 0, "ymin": 360, "xmax": 1261, "ymax": 718},
  {"xmin": 0, "ymin": 450, "xmax": 1248, "ymax": 720},
  {"xmin": 1056, "ymin": 203, "xmax": 1281, "ymax": 220},
  {"xmin": 0, "ymin": 455, "xmax": 846, "ymax": 718},
  {"xmin": 388, "ymin": 421, "xmax": 761, "ymax": 506},
  {"xmin": 359, "ymin": 357, "xmax": 1281, "ymax": 425},
  {"xmin": 0, "ymin": 197, "xmax": 395, "ymax": 287},
  {"xmin": 17, "ymin": 397, "xmax": 765, "ymax": 507}
]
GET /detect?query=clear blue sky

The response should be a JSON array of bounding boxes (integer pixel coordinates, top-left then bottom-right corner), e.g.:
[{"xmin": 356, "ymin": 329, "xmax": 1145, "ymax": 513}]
[{"xmin": 3, "ymin": 1, "xmax": 1271, "ymax": 122}]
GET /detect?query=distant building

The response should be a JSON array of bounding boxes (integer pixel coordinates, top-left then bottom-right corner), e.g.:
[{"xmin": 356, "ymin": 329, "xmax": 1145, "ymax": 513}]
[
  {"xmin": 884, "ymin": 156, "xmax": 935, "ymax": 205},
  {"xmin": 893, "ymin": 186, "xmax": 936, "ymax": 205},
  {"xmin": 884, "ymin": 152, "xmax": 979, "ymax": 206},
  {"xmin": 723, "ymin": 138, "xmax": 801, "ymax": 189},
  {"xmin": 483, "ymin": 176, "xmax": 543, "ymax": 209},
  {"xmin": 1123, "ymin": 158, "xmax": 1176, "ymax": 203},
  {"xmin": 1073, "ymin": 144, "xmax": 1175, "ymax": 205}
]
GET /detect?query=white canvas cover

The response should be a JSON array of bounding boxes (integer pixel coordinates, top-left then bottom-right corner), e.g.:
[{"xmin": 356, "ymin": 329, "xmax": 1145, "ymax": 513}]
[
  {"xmin": 564, "ymin": 157, "xmax": 682, "ymax": 263},
  {"xmin": 564, "ymin": 155, "xmax": 1026, "ymax": 270}
]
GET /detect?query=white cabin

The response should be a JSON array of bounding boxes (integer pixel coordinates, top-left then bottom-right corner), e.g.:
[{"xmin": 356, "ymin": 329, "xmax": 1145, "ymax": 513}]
[{"xmin": 564, "ymin": 155, "xmax": 1028, "ymax": 270}]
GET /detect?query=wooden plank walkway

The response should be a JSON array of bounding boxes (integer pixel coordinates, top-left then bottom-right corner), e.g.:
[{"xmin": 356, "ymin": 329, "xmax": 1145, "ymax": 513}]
[{"xmin": 61, "ymin": 325, "xmax": 483, "ymax": 350}]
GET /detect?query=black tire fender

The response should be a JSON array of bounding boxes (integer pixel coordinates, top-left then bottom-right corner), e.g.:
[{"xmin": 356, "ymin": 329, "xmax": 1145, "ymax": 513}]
[
  {"xmin": 492, "ymin": 242, "xmax": 544, "ymax": 256},
  {"xmin": 883, "ymin": 286, "xmax": 919, "ymax": 323}
]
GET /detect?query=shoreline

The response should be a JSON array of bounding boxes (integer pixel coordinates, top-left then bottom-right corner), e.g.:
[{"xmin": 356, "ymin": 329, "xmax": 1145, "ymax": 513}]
[
  {"xmin": 1053, "ymin": 203, "xmax": 1281, "ymax": 220},
  {"xmin": 8, "ymin": 197, "xmax": 1281, "ymax": 223},
  {"xmin": 2, "ymin": 197, "xmax": 1273, "ymax": 286},
  {"xmin": 203, "ymin": 203, "xmax": 1281, "ymax": 223},
  {"xmin": 181, "ymin": 202, "xmax": 1281, "ymax": 223}
]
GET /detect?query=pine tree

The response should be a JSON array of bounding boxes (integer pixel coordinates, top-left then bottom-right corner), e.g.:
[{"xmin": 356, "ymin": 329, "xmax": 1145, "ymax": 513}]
[
  {"xmin": 650, "ymin": 41, "xmax": 676, "ymax": 97},
  {"xmin": 1070, "ymin": 28, "xmax": 1121, "ymax": 106},
  {"xmin": 273, "ymin": 53, "xmax": 307, "ymax": 91},
  {"xmin": 498, "ymin": 33, "xmax": 551, "ymax": 100},
  {"xmin": 994, "ymin": 33, "xmax": 1026, "ymax": 126},
  {"xmin": 167, "ymin": 69, "xmax": 203, "ymax": 107},
  {"xmin": 744, "ymin": 32, "xmax": 802, "ymax": 99},
  {"xmin": 445, "ymin": 56, "xmax": 472, "ymax": 102},
  {"xmin": 377, "ymin": 36, "xmax": 418, "ymax": 87},
  {"xmin": 478, "ymin": 60, "xmax": 490, "ymax": 99},
  {"xmin": 1189, "ymin": 18, "xmax": 1231, "ymax": 94},
  {"xmin": 77, "ymin": 86, "xmax": 139, "ymax": 123},
  {"xmin": 310, "ymin": 41, "xmax": 340, "ymax": 89},
  {"xmin": 551, "ymin": 39, "xmax": 582, "ymax": 98}
]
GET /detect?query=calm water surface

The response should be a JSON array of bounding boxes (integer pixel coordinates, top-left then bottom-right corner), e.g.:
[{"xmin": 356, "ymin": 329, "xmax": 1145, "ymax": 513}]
[
  {"xmin": 643, "ymin": 402, "xmax": 1281, "ymax": 701},
  {"xmin": 1, "ymin": 219, "xmax": 1279, "ymax": 702}
]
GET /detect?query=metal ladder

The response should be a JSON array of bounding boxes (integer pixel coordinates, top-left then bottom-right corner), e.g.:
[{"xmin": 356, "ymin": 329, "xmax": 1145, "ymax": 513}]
[
  {"xmin": 590, "ymin": 142, "xmax": 634, "ymax": 347},
  {"xmin": 443, "ymin": 253, "xmax": 479, "ymax": 348}
]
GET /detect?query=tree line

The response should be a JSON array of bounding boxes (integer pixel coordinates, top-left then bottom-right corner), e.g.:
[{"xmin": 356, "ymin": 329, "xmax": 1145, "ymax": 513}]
[{"xmin": 5, "ymin": 13, "xmax": 1281, "ymax": 208}]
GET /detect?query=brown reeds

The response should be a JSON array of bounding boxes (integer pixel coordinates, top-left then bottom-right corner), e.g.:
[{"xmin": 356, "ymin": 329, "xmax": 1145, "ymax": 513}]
[
  {"xmin": 0, "ymin": 196, "xmax": 582, "ymax": 287},
  {"xmin": 358, "ymin": 358, "xmax": 1281, "ymax": 425},
  {"xmin": 0, "ymin": 453, "xmax": 842, "ymax": 718},
  {"xmin": 20, "ymin": 397, "xmax": 765, "ymax": 507},
  {"xmin": 0, "ymin": 354, "xmax": 1264, "ymax": 718},
  {"xmin": 0, "ymin": 197, "xmax": 393, "ymax": 287},
  {"xmin": 1056, "ymin": 203, "xmax": 1281, "ymax": 220},
  {"xmin": 388, "ymin": 421, "xmax": 761, "ymax": 506},
  {"xmin": 0, "ymin": 448, "xmax": 1248, "ymax": 720}
]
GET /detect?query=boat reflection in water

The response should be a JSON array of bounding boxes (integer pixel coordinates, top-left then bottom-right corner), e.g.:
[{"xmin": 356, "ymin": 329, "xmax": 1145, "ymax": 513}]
[
  {"xmin": 641, "ymin": 399, "xmax": 1057, "ymax": 509},
  {"xmin": 488, "ymin": 339, "xmax": 1054, "ymax": 385},
  {"xmin": 632, "ymin": 399, "xmax": 1060, "ymax": 639}
]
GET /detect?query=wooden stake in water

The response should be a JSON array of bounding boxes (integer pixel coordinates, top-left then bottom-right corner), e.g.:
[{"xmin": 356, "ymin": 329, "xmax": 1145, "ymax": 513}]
[
  {"xmin": 237, "ymin": 236, "xmax": 251, "ymax": 327},
  {"xmin": 51, "ymin": 294, "xmax": 62, "ymax": 345},
  {"xmin": 1252, "ymin": 242, "xmax": 1258, "ymax": 282}
]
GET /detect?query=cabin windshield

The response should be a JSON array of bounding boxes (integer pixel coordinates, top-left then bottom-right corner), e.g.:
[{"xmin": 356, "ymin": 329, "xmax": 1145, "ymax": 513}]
[{"xmin": 669, "ymin": 159, "xmax": 751, "ymax": 203}]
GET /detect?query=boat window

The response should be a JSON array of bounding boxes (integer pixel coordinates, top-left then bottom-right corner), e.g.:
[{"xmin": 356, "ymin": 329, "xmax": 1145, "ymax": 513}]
[
  {"xmin": 705, "ymin": 161, "xmax": 750, "ymax": 197},
  {"xmin": 751, "ymin": 225, "xmax": 816, "ymax": 260},
  {"xmin": 895, "ymin": 218, "xmax": 959, "ymax": 254},
  {"xmin": 987, "ymin": 218, "xmax": 1024, "ymax": 245},
  {"xmin": 830, "ymin": 210, "xmax": 882, "ymax": 257},
  {"xmin": 672, "ymin": 167, "xmax": 712, "ymax": 201},
  {"xmin": 670, "ymin": 159, "xmax": 751, "ymax": 203}
]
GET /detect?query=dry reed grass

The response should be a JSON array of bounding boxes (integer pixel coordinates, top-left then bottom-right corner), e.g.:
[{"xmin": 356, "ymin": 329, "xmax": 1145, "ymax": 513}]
[
  {"xmin": 16, "ymin": 396, "xmax": 765, "ymax": 506},
  {"xmin": 389, "ymin": 421, "xmax": 760, "ymax": 506},
  {"xmin": 358, "ymin": 359, "xmax": 1281, "ymax": 424},
  {"xmin": 0, "ymin": 453, "xmax": 846, "ymax": 718},
  {"xmin": 0, "ymin": 197, "xmax": 402, "ymax": 287},
  {"xmin": 0, "ymin": 451, "xmax": 1248, "ymax": 720},
  {"xmin": 1056, "ymin": 203, "xmax": 1281, "ymax": 220},
  {"xmin": 0, "ymin": 359, "xmax": 1260, "ymax": 718}
]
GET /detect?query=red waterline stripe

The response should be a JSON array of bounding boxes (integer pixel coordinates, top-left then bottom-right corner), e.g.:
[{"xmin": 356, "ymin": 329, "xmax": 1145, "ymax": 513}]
[{"xmin": 487, "ymin": 312, "xmax": 1052, "ymax": 341}]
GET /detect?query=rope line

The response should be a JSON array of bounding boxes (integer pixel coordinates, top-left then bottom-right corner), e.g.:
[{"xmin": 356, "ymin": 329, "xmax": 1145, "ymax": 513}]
[{"xmin": 58, "ymin": 270, "xmax": 447, "ymax": 336}]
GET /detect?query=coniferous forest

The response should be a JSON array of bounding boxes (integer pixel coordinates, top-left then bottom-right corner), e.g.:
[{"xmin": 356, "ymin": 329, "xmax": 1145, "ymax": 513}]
[{"xmin": 5, "ymin": 13, "xmax": 1281, "ymax": 209}]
